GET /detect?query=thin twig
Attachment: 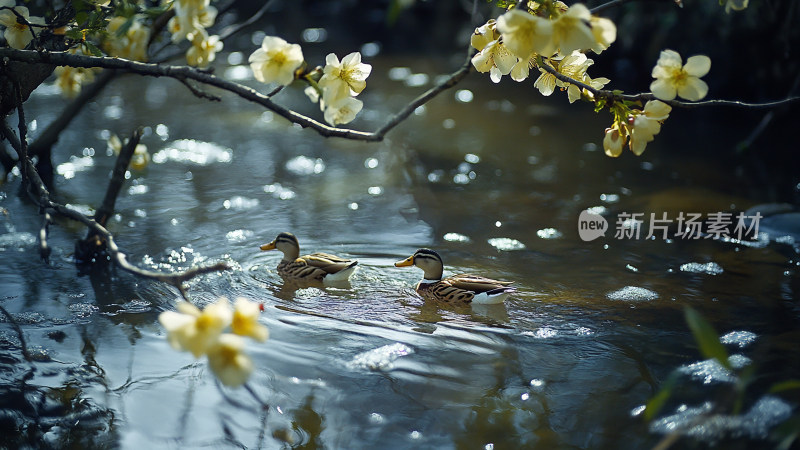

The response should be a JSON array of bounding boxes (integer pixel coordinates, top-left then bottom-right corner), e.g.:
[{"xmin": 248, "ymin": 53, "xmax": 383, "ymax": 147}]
[
  {"xmin": 178, "ymin": 77, "xmax": 222, "ymax": 101},
  {"xmin": 537, "ymin": 61, "xmax": 800, "ymax": 109},
  {"xmin": 590, "ymin": 0, "xmax": 677, "ymax": 15},
  {"xmin": 374, "ymin": 51, "xmax": 475, "ymax": 137},
  {"xmin": 0, "ymin": 305, "xmax": 33, "ymax": 363}
]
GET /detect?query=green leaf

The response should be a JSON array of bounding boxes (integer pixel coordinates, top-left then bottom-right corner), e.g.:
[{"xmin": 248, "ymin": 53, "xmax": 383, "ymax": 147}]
[
  {"xmin": 65, "ymin": 29, "xmax": 84, "ymax": 40},
  {"xmin": 684, "ymin": 306, "xmax": 731, "ymax": 370},
  {"xmin": 84, "ymin": 42, "xmax": 103, "ymax": 57},
  {"xmin": 770, "ymin": 380, "xmax": 800, "ymax": 394},
  {"xmin": 75, "ymin": 11, "xmax": 88, "ymax": 26},
  {"xmin": 643, "ymin": 372, "xmax": 679, "ymax": 421}
]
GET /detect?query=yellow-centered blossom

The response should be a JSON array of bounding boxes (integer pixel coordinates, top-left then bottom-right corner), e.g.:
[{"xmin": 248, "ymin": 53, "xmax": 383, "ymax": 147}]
[
  {"xmin": 323, "ymin": 96, "xmax": 363, "ymax": 127},
  {"xmin": 0, "ymin": 0, "xmax": 45, "ymax": 49},
  {"xmin": 496, "ymin": 9, "xmax": 555, "ymax": 59},
  {"xmin": 249, "ymin": 36, "xmax": 304, "ymax": 86},
  {"xmin": 650, "ymin": 49, "xmax": 711, "ymax": 101},
  {"xmin": 319, "ymin": 52, "xmax": 372, "ymax": 104},
  {"xmin": 471, "ymin": 38, "xmax": 517, "ymax": 83}
]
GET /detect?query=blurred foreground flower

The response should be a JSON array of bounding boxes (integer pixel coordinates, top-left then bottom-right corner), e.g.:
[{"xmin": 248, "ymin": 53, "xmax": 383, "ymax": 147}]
[
  {"xmin": 723, "ymin": 0, "xmax": 749, "ymax": 13},
  {"xmin": 207, "ymin": 334, "xmax": 254, "ymax": 387},
  {"xmin": 159, "ymin": 298, "xmax": 232, "ymax": 357},
  {"xmin": 158, "ymin": 297, "xmax": 268, "ymax": 387},
  {"xmin": 232, "ymin": 297, "xmax": 269, "ymax": 342},
  {"xmin": 186, "ymin": 30, "xmax": 223, "ymax": 68},
  {"xmin": 650, "ymin": 50, "xmax": 711, "ymax": 101}
]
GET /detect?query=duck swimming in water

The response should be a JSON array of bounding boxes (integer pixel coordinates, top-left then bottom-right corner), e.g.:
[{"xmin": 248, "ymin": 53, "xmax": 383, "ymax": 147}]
[
  {"xmin": 394, "ymin": 248, "xmax": 514, "ymax": 304},
  {"xmin": 260, "ymin": 232, "xmax": 358, "ymax": 284}
]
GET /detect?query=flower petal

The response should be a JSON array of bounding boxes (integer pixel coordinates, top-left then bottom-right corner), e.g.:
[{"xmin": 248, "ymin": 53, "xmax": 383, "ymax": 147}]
[
  {"xmin": 677, "ymin": 78, "xmax": 708, "ymax": 101},
  {"xmin": 684, "ymin": 55, "xmax": 711, "ymax": 77},
  {"xmin": 650, "ymin": 78, "xmax": 677, "ymax": 101},
  {"xmin": 656, "ymin": 49, "xmax": 682, "ymax": 69}
]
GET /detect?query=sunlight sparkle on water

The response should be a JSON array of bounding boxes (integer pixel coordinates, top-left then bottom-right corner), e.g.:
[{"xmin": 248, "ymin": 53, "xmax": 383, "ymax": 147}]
[
  {"xmin": 649, "ymin": 396, "xmax": 791, "ymax": 442},
  {"xmin": 223, "ymin": 196, "xmax": 260, "ymax": 210},
  {"xmin": 128, "ymin": 184, "xmax": 149, "ymax": 195},
  {"xmin": 224, "ymin": 65, "xmax": 252, "ymax": 81},
  {"xmin": 443, "ymin": 233, "xmax": 470, "ymax": 243},
  {"xmin": 153, "ymin": 140, "xmax": 232, "ymax": 165},
  {"xmin": 606, "ymin": 286, "xmax": 659, "ymax": 301},
  {"xmin": 537, "ymin": 228, "xmax": 562, "ymax": 239},
  {"xmin": 388, "ymin": 67, "xmax": 411, "ymax": 81},
  {"xmin": 56, "ymin": 156, "xmax": 94, "ymax": 179},
  {"xmin": 285, "ymin": 155, "xmax": 325, "ymax": 175},
  {"xmin": 263, "ymin": 183, "xmax": 296, "ymax": 200},
  {"xmin": 225, "ymin": 229, "xmax": 253, "ymax": 242},
  {"xmin": 455, "ymin": 89, "xmax": 474, "ymax": 103},
  {"xmin": 488, "ymin": 237, "xmax": 525, "ymax": 251},
  {"xmin": 720, "ymin": 330, "xmax": 757, "ymax": 348},
  {"xmin": 680, "ymin": 262, "xmax": 724, "ymax": 275},
  {"xmin": 302, "ymin": 27, "xmax": 327, "ymax": 43},
  {"xmin": 348, "ymin": 343, "xmax": 413, "ymax": 371},
  {"xmin": 361, "ymin": 42, "xmax": 380, "ymax": 57},
  {"xmin": 679, "ymin": 354, "xmax": 751, "ymax": 384},
  {"xmin": 364, "ymin": 157, "xmax": 379, "ymax": 169}
]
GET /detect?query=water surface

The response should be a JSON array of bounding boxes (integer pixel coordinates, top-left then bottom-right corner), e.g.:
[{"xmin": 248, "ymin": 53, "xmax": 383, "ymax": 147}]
[{"xmin": 1, "ymin": 53, "xmax": 798, "ymax": 449}]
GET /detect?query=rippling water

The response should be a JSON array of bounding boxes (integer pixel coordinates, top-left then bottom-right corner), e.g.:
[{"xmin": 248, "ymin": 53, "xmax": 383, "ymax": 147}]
[{"xmin": 1, "ymin": 52, "xmax": 798, "ymax": 449}]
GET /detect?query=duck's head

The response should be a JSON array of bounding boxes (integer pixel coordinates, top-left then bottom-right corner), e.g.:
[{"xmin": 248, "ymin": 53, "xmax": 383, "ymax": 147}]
[
  {"xmin": 394, "ymin": 248, "xmax": 444, "ymax": 280},
  {"xmin": 260, "ymin": 232, "xmax": 300, "ymax": 260}
]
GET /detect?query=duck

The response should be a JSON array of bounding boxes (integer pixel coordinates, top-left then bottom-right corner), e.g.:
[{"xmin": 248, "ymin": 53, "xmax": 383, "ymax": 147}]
[
  {"xmin": 394, "ymin": 248, "xmax": 514, "ymax": 304},
  {"xmin": 260, "ymin": 232, "xmax": 358, "ymax": 284}
]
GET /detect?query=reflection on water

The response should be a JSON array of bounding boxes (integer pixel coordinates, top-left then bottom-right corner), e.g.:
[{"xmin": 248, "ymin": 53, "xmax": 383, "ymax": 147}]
[{"xmin": 1, "ymin": 52, "xmax": 798, "ymax": 449}]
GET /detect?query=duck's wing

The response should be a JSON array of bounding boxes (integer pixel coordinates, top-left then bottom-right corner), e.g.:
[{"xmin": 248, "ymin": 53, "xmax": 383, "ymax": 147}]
[
  {"xmin": 446, "ymin": 274, "xmax": 514, "ymax": 293},
  {"xmin": 279, "ymin": 259, "xmax": 328, "ymax": 281},
  {"xmin": 300, "ymin": 252, "xmax": 358, "ymax": 275}
]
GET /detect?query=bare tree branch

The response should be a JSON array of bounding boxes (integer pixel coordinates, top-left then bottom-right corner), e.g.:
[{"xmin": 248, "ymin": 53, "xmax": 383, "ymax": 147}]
[
  {"xmin": 1, "ymin": 105, "xmax": 230, "ymax": 300},
  {"xmin": 0, "ymin": 47, "xmax": 477, "ymax": 142},
  {"xmin": 94, "ymin": 128, "xmax": 142, "ymax": 227}
]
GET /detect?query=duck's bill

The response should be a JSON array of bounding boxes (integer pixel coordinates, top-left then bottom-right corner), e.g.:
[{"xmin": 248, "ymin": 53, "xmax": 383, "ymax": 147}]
[
  {"xmin": 260, "ymin": 241, "xmax": 276, "ymax": 251},
  {"xmin": 394, "ymin": 256, "xmax": 414, "ymax": 267}
]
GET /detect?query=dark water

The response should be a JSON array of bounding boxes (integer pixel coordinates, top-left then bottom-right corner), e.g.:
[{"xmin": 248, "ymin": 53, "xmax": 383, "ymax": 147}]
[{"xmin": 1, "ymin": 52, "xmax": 799, "ymax": 449}]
